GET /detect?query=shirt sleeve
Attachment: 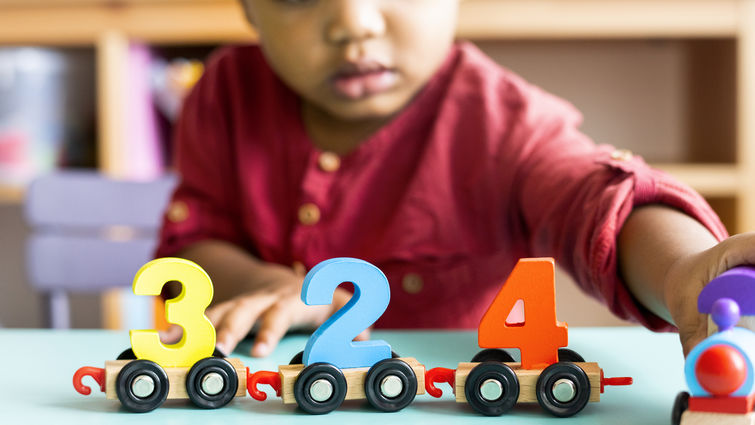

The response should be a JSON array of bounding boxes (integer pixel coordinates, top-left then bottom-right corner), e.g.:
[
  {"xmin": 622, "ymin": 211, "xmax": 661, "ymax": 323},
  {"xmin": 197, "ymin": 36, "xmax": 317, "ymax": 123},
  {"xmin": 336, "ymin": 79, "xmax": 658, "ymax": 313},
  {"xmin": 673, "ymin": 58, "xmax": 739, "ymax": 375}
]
[
  {"xmin": 512, "ymin": 85, "xmax": 729, "ymax": 332},
  {"xmin": 155, "ymin": 50, "xmax": 245, "ymax": 258}
]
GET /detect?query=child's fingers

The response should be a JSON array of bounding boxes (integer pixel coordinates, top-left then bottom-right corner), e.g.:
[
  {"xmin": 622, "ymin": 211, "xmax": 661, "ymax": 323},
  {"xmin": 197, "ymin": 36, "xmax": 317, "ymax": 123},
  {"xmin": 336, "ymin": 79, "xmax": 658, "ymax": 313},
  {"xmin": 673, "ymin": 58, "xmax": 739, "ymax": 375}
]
[
  {"xmin": 206, "ymin": 300, "xmax": 234, "ymax": 327},
  {"xmin": 354, "ymin": 327, "xmax": 371, "ymax": 341},
  {"xmin": 680, "ymin": 330, "xmax": 707, "ymax": 358},
  {"xmin": 331, "ymin": 287, "xmax": 355, "ymax": 313},
  {"xmin": 715, "ymin": 232, "xmax": 755, "ymax": 274},
  {"xmin": 158, "ymin": 324, "xmax": 183, "ymax": 344},
  {"xmin": 251, "ymin": 304, "xmax": 292, "ymax": 357},
  {"xmin": 206, "ymin": 301, "xmax": 237, "ymax": 355},
  {"xmin": 215, "ymin": 294, "xmax": 277, "ymax": 354},
  {"xmin": 329, "ymin": 288, "xmax": 370, "ymax": 341}
]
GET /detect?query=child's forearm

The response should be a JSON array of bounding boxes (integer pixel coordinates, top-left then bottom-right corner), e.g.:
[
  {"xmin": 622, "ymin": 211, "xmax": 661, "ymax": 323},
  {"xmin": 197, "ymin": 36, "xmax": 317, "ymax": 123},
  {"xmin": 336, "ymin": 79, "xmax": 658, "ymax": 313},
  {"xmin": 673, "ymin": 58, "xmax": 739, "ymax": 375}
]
[
  {"xmin": 177, "ymin": 239, "xmax": 299, "ymax": 305},
  {"xmin": 617, "ymin": 205, "xmax": 718, "ymax": 325}
]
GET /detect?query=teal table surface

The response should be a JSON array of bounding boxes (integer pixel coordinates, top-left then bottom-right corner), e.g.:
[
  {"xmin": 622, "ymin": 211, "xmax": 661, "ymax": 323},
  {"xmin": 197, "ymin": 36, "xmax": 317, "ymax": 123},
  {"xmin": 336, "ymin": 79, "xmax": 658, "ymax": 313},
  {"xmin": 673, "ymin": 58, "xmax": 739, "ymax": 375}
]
[{"xmin": 0, "ymin": 328, "xmax": 685, "ymax": 424}]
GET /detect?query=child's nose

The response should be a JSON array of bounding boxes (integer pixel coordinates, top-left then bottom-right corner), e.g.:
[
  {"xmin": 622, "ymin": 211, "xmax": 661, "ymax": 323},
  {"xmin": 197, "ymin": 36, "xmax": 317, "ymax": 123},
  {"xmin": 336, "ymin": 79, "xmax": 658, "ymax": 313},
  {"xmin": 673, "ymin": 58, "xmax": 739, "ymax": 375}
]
[{"xmin": 326, "ymin": 0, "xmax": 386, "ymax": 45}]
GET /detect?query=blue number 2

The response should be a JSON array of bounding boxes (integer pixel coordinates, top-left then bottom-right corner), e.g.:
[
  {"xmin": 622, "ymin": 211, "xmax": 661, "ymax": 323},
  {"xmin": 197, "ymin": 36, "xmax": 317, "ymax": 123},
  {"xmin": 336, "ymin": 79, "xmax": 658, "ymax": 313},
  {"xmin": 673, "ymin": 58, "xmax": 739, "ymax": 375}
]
[{"xmin": 302, "ymin": 258, "xmax": 392, "ymax": 369}]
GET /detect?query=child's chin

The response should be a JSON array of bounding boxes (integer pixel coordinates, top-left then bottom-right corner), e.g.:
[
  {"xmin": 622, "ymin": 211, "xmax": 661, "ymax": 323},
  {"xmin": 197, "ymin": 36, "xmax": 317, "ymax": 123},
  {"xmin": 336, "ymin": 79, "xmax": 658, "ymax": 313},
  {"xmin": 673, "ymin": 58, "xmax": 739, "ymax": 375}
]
[{"xmin": 324, "ymin": 94, "xmax": 410, "ymax": 121}]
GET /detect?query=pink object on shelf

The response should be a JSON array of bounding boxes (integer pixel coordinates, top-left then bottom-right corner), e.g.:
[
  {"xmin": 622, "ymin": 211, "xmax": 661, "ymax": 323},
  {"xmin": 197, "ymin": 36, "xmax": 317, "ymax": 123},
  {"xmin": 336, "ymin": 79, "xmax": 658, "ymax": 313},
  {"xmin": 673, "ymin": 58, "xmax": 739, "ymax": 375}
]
[
  {"xmin": 0, "ymin": 130, "xmax": 32, "ymax": 184},
  {"xmin": 125, "ymin": 42, "xmax": 164, "ymax": 180},
  {"xmin": 0, "ymin": 131, "xmax": 26, "ymax": 163}
]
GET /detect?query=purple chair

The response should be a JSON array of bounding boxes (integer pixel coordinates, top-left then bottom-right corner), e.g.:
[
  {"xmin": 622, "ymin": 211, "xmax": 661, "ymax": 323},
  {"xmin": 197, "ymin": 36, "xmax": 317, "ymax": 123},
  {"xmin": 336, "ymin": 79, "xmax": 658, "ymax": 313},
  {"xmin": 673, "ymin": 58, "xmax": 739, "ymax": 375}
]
[{"xmin": 24, "ymin": 170, "xmax": 177, "ymax": 329}]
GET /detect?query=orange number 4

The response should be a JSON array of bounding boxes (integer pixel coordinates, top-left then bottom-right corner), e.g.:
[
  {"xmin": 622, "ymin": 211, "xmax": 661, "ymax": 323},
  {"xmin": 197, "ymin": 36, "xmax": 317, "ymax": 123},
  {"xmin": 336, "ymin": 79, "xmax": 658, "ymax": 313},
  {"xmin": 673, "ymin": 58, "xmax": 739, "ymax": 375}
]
[{"xmin": 478, "ymin": 258, "xmax": 567, "ymax": 370}]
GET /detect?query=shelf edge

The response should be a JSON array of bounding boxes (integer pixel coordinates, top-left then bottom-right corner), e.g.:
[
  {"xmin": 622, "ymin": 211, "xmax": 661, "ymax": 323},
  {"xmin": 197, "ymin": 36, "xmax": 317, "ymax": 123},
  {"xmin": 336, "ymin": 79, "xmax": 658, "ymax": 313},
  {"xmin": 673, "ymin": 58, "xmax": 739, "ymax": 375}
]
[
  {"xmin": 652, "ymin": 163, "xmax": 742, "ymax": 197},
  {"xmin": 0, "ymin": 0, "xmax": 743, "ymax": 46}
]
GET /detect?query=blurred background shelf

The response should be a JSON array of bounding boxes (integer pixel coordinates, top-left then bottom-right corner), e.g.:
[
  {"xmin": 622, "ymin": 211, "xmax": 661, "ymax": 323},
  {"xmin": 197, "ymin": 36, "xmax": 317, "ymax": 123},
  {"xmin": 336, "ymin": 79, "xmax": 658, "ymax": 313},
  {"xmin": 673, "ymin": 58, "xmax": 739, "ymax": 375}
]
[
  {"xmin": 0, "ymin": 163, "xmax": 741, "ymax": 203},
  {"xmin": 0, "ymin": 0, "xmax": 744, "ymax": 44},
  {"xmin": 653, "ymin": 163, "xmax": 742, "ymax": 197},
  {"xmin": 0, "ymin": 185, "xmax": 24, "ymax": 204},
  {"xmin": 1, "ymin": 0, "xmax": 754, "ymax": 329},
  {"xmin": 458, "ymin": 0, "xmax": 741, "ymax": 39}
]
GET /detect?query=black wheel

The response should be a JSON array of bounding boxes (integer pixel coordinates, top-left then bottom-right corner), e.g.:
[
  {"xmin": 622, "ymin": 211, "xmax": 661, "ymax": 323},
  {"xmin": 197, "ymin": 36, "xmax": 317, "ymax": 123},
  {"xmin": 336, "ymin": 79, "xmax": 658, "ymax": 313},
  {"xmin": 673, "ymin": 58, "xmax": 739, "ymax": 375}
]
[
  {"xmin": 536, "ymin": 362, "xmax": 591, "ymax": 417},
  {"xmin": 294, "ymin": 363, "xmax": 347, "ymax": 414},
  {"xmin": 471, "ymin": 348, "xmax": 516, "ymax": 363},
  {"xmin": 672, "ymin": 391, "xmax": 690, "ymax": 425},
  {"xmin": 290, "ymin": 351, "xmax": 304, "ymax": 365},
  {"xmin": 117, "ymin": 348, "xmax": 136, "ymax": 360},
  {"xmin": 364, "ymin": 358, "xmax": 418, "ymax": 412},
  {"xmin": 186, "ymin": 357, "xmax": 239, "ymax": 409},
  {"xmin": 115, "ymin": 360, "xmax": 169, "ymax": 413},
  {"xmin": 464, "ymin": 362, "xmax": 520, "ymax": 416},
  {"xmin": 558, "ymin": 348, "xmax": 585, "ymax": 363}
]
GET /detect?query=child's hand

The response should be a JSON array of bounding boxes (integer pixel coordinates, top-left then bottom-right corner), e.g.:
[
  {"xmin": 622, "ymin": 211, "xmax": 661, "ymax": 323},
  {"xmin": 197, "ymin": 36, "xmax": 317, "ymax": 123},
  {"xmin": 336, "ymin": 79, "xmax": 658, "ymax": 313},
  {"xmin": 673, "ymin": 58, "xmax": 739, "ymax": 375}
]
[
  {"xmin": 204, "ymin": 264, "xmax": 368, "ymax": 357},
  {"xmin": 661, "ymin": 233, "xmax": 755, "ymax": 356},
  {"xmin": 159, "ymin": 263, "xmax": 367, "ymax": 357},
  {"xmin": 164, "ymin": 241, "xmax": 370, "ymax": 358}
]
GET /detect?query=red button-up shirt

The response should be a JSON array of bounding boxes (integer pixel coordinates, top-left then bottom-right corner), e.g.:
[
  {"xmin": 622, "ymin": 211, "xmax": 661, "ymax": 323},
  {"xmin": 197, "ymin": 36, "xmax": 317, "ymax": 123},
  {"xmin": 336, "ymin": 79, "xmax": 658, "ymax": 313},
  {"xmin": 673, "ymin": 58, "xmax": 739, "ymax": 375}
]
[{"xmin": 156, "ymin": 42, "xmax": 727, "ymax": 331}]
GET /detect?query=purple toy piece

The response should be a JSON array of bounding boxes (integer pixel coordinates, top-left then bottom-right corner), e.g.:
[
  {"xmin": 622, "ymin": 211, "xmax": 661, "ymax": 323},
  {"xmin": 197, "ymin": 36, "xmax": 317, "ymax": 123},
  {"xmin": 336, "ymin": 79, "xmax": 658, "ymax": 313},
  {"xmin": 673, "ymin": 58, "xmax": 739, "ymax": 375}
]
[
  {"xmin": 711, "ymin": 298, "xmax": 741, "ymax": 331},
  {"xmin": 698, "ymin": 266, "xmax": 755, "ymax": 315}
]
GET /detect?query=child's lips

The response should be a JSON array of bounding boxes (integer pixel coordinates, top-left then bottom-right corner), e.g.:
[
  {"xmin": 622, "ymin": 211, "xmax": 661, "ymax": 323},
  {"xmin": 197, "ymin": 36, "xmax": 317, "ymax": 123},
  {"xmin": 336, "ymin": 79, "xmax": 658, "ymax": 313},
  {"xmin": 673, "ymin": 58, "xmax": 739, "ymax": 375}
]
[{"xmin": 330, "ymin": 63, "xmax": 398, "ymax": 100}]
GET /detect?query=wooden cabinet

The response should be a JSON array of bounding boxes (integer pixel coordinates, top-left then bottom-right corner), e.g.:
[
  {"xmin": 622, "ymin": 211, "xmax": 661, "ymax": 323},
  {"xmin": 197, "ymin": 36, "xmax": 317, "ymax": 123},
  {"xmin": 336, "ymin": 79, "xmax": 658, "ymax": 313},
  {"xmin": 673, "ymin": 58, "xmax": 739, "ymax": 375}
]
[{"xmin": 1, "ymin": 0, "xmax": 753, "ymax": 234}]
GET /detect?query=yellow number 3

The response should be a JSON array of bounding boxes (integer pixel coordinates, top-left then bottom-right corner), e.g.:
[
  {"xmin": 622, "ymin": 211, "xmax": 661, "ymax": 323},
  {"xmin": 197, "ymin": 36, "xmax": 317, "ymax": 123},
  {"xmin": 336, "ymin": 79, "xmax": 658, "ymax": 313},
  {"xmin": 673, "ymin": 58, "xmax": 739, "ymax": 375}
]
[{"xmin": 130, "ymin": 258, "xmax": 215, "ymax": 368}]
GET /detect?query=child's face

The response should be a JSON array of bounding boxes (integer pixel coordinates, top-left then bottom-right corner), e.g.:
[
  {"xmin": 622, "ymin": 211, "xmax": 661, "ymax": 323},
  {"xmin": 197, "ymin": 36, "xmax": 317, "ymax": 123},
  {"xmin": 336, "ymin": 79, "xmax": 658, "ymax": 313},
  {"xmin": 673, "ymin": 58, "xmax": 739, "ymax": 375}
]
[{"xmin": 242, "ymin": 0, "xmax": 459, "ymax": 121}]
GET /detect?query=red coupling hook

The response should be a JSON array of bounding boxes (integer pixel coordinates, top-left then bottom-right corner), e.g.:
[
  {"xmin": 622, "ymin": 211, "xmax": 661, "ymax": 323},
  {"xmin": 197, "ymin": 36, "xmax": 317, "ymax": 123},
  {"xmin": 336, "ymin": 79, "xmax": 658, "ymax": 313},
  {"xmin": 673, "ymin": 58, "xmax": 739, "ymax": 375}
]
[
  {"xmin": 248, "ymin": 369, "xmax": 282, "ymax": 401},
  {"xmin": 425, "ymin": 367, "xmax": 456, "ymax": 398},
  {"xmin": 73, "ymin": 366, "xmax": 106, "ymax": 395}
]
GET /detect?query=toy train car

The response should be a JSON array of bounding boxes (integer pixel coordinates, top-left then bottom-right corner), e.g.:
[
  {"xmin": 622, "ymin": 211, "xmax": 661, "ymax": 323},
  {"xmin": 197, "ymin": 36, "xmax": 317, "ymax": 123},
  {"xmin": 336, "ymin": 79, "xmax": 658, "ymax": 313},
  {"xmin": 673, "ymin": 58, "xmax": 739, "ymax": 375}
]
[
  {"xmin": 672, "ymin": 266, "xmax": 755, "ymax": 425},
  {"xmin": 248, "ymin": 351, "xmax": 425, "ymax": 414},
  {"xmin": 425, "ymin": 353, "xmax": 631, "ymax": 417},
  {"xmin": 423, "ymin": 258, "xmax": 632, "ymax": 418},
  {"xmin": 74, "ymin": 349, "xmax": 249, "ymax": 412}
]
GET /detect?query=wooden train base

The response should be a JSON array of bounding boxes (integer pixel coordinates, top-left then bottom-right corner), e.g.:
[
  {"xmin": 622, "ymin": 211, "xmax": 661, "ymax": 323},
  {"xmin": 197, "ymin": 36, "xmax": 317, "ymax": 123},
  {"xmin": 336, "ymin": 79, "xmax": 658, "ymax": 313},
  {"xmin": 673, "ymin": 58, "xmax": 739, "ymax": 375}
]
[
  {"xmin": 426, "ymin": 359, "xmax": 629, "ymax": 417},
  {"xmin": 75, "ymin": 355, "xmax": 249, "ymax": 412},
  {"xmin": 249, "ymin": 357, "xmax": 426, "ymax": 414},
  {"xmin": 455, "ymin": 361, "xmax": 602, "ymax": 404},
  {"xmin": 103, "ymin": 358, "xmax": 248, "ymax": 401},
  {"xmin": 681, "ymin": 411, "xmax": 755, "ymax": 425},
  {"xmin": 278, "ymin": 357, "xmax": 425, "ymax": 404}
]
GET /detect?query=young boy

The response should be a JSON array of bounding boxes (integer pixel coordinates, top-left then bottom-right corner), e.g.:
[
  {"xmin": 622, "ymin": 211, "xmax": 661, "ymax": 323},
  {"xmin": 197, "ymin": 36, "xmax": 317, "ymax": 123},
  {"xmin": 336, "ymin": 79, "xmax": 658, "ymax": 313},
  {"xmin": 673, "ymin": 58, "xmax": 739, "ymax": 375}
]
[{"xmin": 156, "ymin": 0, "xmax": 755, "ymax": 358}]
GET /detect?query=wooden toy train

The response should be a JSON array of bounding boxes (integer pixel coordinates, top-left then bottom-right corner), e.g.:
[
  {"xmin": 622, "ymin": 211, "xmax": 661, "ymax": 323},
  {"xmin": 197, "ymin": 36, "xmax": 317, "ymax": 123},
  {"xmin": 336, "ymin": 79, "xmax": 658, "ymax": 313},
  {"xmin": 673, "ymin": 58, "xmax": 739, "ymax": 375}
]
[
  {"xmin": 73, "ymin": 257, "xmax": 632, "ymax": 416},
  {"xmin": 672, "ymin": 266, "xmax": 755, "ymax": 425}
]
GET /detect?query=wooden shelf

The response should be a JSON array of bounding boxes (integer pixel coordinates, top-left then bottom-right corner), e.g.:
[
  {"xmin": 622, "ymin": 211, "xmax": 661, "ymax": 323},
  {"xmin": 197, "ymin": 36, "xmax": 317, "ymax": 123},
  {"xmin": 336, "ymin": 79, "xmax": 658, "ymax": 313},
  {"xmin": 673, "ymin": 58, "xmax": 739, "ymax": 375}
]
[
  {"xmin": 0, "ymin": 0, "xmax": 744, "ymax": 46},
  {"xmin": 458, "ymin": 0, "xmax": 740, "ymax": 39},
  {"xmin": 652, "ymin": 163, "xmax": 742, "ymax": 197},
  {"xmin": 0, "ymin": 163, "xmax": 742, "ymax": 204},
  {"xmin": 0, "ymin": 1, "xmax": 254, "ymax": 45},
  {"xmin": 0, "ymin": 185, "xmax": 24, "ymax": 204}
]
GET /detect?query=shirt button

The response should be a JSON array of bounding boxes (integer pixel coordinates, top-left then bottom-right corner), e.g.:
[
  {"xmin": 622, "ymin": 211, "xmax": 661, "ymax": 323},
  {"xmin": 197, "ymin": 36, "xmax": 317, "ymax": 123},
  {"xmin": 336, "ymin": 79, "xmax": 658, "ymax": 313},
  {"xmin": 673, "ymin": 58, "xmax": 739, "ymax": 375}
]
[
  {"xmin": 318, "ymin": 151, "xmax": 341, "ymax": 172},
  {"xmin": 610, "ymin": 149, "xmax": 633, "ymax": 161},
  {"xmin": 402, "ymin": 273, "xmax": 424, "ymax": 294},
  {"xmin": 298, "ymin": 203, "xmax": 321, "ymax": 226},
  {"xmin": 167, "ymin": 200, "xmax": 189, "ymax": 223}
]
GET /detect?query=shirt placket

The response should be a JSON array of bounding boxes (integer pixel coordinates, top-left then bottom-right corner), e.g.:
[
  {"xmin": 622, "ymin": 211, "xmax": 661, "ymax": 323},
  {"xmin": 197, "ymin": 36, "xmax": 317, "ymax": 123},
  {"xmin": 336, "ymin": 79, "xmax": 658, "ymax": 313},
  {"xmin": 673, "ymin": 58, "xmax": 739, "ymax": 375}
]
[{"xmin": 290, "ymin": 150, "xmax": 342, "ymax": 269}]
